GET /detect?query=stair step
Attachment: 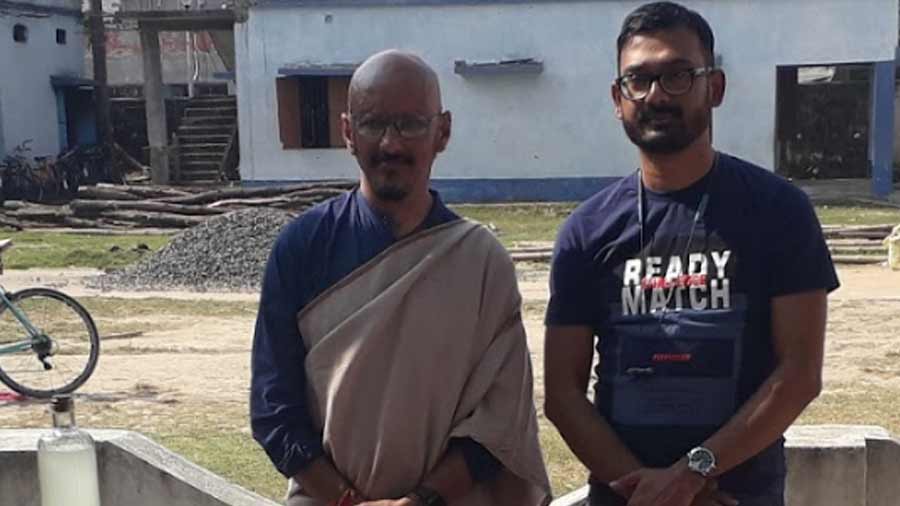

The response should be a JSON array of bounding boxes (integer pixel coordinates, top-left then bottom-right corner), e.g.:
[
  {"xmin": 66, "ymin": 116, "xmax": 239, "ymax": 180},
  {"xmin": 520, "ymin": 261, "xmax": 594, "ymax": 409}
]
[
  {"xmin": 179, "ymin": 170, "xmax": 223, "ymax": 181},
  {"xmin": 829, "ymin": 247, "xmax": 888, "ymax": 256},
  {"xmin": 177, "ymin": 143, "xmax": 229, "ymax": 153},
  {"xmin": 182, "ymin": 116, "xmax": 236, "ymax": 126},
  {"xmin": 831, "ymin": 255, "xmax": 885, "ymax": 265},
  {"xmin": 186, "ymin": 96, "xmax": 237, "ymax": 105},
  {"xmin": 182, "ymin": 160, "xmax": 221, "ymax": 169},
  {"xmin": 178, "ymin": 135, "xmax": 231, "ymax": 144},
  {"xmin": 181, "ymin": 153, "xmax": 223, "ymax": 163},
  {"xmin": 184, "ymin": 107, "xmax": 237, "ymax": 118},
  {"xmin": 178, "ymin": 125, "xmax": 233, "ymax": 136}
]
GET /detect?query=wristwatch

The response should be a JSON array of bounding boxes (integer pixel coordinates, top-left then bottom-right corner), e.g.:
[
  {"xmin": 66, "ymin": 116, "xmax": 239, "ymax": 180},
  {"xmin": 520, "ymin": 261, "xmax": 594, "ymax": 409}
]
[
  {"xmin": 406, "ymin": 485, "xmax": 447, "ymax": 506},
  {"xmin": 686, "ymin": 446, "xmax": 717, "ymax": 477}
]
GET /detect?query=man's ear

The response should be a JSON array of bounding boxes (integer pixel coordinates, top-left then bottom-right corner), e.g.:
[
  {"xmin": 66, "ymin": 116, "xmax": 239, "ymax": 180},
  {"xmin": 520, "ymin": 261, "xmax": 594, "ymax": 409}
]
[
  {"xmin": 709, "ymin": 70, "xmax": 726, "ymax": 108},
  {"xmin": 435, "ymin": 111, "xmax": 452, "ymax": 153},
  {"xmin": 611, "ymin": 83, "xmax": 624, "ymax": 120},
  {"xmin": 341, "ymin": 112, "xmax": 356, "ymax": 154}
]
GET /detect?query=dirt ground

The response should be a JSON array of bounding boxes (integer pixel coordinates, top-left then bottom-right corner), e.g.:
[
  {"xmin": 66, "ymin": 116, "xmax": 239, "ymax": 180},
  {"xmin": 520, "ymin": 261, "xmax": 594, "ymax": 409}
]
[{"xmin": 1, "ymin": 263, "xmax": 899, "ymax": 438}]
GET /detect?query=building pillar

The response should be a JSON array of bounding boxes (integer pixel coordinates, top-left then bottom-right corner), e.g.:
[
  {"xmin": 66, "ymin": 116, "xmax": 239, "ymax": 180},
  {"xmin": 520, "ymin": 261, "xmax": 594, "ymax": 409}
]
[
  {"xmin": 140, "ymin": 26, "xmax": 170, "ymax": 185},
  {"xmin": 870, "ymin": 60, "xmax": 896, "ymax": 198}
]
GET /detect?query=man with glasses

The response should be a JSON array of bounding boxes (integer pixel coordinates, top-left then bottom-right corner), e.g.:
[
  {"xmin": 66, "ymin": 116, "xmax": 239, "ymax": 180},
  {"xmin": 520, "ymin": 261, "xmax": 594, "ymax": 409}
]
[
  {"xmin": 544, "ymin": 3, "xmax": 838, "ymax": 506},
  {"xmin": 251, "ymin": 50, "xmax": 551, "ymax": 506}
]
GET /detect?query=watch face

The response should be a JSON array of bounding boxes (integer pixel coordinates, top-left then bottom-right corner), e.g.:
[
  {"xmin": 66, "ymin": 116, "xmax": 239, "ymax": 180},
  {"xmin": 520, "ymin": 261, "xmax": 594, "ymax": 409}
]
[{"xmin": 688, "ymin": 447, "xmax": 716, "ymax": 474}]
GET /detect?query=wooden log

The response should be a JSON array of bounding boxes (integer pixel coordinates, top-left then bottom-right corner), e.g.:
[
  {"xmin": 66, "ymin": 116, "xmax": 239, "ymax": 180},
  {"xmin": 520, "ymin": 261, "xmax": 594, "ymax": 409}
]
[
  {"xmin": 0, "ymin": 215, "xmax": 25, "ymax": 230},
  {"xmin": 1, "ymin": 201, "xmax": 26, "ymax": 211},
  {"xmin": 121, "ymin": 185, "xmax": 193, "ymax": 200},
  {"xmin": 95, "ymin": 210, "xmax": 207, "ymax": 228},
  {"xmin": 110, "ymin": 142, "xmax": 148, "ymax": 177},
  {"xmin": 61, "ymin": 216, "xmax": 117, "ymax": 229},
  {"xmin": 207, "ymin": 196, "xmax": 291, "ymax": 208},
  {"xmin": 77, "ymin": 186, "xmax": 142, "ymax": 201},
  {"xmin": 70, "ymin": 199, "xmax": 225, "ymax": 217},
  {"xmin": 207, "ymin": 196, "xmax": 320, "ymax": 209},
  {"xmin": 159, "ymin": 181, "xmax": 356, "ymax": 206},
  {"xmin": 6, "ymin": 204, "xmax": 72, "ymax": 223}
]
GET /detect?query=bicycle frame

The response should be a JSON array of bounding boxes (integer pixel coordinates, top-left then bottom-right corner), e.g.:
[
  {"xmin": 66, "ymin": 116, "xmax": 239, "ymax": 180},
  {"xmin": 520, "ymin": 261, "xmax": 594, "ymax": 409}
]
[{"xmin": 0, "ymin": 285, "xmax": 43, "ymax": 354}]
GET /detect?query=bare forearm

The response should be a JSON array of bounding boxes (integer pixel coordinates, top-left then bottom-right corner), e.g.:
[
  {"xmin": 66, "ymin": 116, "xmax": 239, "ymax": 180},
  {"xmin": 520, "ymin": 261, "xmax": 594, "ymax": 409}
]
[
  {"xmin": 546, "ymin": 391, "xmax": 641, "ymax": 482},
  {"xmin": 292, "ymin": 456, "xmax": 351, "ymax": 502},
  {"xmin": 704, "ymin": 365, "xmax": 820, "ymax": 476}
]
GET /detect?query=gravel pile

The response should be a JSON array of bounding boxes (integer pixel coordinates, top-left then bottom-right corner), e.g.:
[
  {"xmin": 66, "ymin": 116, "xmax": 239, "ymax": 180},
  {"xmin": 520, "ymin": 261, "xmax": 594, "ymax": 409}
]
[{"xmin": 94, "ymin": 208, "xmax": 296, "ymax": 291}]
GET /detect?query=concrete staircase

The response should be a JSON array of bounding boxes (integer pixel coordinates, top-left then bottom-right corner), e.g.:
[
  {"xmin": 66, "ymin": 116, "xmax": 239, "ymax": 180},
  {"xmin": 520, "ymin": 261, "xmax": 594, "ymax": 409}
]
[{"xmin": 176, "ymin": 96, "xmax": 238, "ymax": 184}]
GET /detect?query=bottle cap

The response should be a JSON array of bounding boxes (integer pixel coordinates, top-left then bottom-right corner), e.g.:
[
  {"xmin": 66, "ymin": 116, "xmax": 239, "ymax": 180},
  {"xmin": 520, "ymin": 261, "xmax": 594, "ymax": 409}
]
[{"xmin": 50, "ymin": 395, "xmax": 72, "ymax": 413}]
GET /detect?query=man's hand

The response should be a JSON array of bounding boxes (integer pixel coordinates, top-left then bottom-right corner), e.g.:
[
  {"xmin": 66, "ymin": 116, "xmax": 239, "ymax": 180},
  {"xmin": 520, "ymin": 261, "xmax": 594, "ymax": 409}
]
[
  {"xmin": 293, "ymin": 456, "xmax": 352, "ymax": 503},
  {"xmin": 609, "ymin": 464, "xmax": 707, "ymax": 506},
  {"xmin": 690, "ymin": 480, "xmax": 739, "ymax": 506}
]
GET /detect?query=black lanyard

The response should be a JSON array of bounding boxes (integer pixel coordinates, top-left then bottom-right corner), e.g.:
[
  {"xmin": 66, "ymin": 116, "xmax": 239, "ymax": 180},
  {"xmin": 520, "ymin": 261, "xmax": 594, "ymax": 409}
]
[{"xmin": 636, "ymin": 153, "xmax": 718, "ymax": 306}]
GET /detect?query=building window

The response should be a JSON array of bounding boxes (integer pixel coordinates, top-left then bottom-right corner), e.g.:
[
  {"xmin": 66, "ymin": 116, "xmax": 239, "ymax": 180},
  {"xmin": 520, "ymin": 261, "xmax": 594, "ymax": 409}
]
[
  {"xmin": 56, "ymin": 29, "xmax": 66, "ymax": 45},
  {"xmin": 276, "ymin": 75, "xmax": 350, "ymax": 149},
  {"xmin": 13, "ymin": 24, "xmax": 27, "ymax": 43}
]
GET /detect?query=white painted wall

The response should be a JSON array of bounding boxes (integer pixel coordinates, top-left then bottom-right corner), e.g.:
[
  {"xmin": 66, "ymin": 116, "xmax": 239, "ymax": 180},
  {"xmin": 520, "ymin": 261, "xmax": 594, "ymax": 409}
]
[
  {"xmin": 236, "ymin": 0, "xmax": 898, "ymax": 184},
  {"xmin": 0, "ymin": 4, "xmax": 85, "ymax": 159}
]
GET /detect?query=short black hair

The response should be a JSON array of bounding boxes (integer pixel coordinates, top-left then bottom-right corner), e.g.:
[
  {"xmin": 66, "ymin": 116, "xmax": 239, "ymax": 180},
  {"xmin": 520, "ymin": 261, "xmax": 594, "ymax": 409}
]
[{"xmin": 617, "ymin": 2, "xmax": 715, "ymax": 68}]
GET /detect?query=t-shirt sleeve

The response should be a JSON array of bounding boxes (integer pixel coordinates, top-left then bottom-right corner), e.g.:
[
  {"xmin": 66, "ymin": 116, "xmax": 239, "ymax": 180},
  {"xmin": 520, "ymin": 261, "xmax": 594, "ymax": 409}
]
[
  {"xmin": 766, "ymin": 185, "xmax": 840, "ymax": 297},
  {"xmin": 545, "ymin": 215, "xmax": 596, "ymax": 326}
]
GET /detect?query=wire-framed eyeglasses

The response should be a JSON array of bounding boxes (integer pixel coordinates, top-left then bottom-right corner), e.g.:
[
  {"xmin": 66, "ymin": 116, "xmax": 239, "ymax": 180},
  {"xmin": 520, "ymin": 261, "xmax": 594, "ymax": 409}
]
[{"xmin": 353, "ymin": 113, "xmax": 442, "ymax": 140}]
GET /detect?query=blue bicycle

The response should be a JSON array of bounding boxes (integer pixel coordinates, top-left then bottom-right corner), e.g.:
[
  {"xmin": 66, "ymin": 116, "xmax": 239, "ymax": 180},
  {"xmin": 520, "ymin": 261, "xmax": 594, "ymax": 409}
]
[{"xmin": 0, "ymin": 239, "xmax": 99, "ymax": 398}]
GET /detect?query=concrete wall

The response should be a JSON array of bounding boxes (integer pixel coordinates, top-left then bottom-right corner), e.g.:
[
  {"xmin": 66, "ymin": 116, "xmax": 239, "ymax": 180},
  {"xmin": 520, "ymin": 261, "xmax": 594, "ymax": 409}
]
[
  {"xmin": 235, "ymin": 0, "xmax": 898, "ymax": 200},
  {"xmin": 0, "ymin": 2, "xmax": 85, "ymax": 158},
  {"xmin": 0, "ymin": 429, "xmax": 279, "ymax": 506},
  {"xmin": 894, "ymin": 89, "xmax": 900, "ymax": 165},
  {"xmin": 549, "ymin": 425, "xmax": 900, "ymax": 506},
  {"xmin": 85, "ymin": 28, "xmax": 230, "ymax": 86}
]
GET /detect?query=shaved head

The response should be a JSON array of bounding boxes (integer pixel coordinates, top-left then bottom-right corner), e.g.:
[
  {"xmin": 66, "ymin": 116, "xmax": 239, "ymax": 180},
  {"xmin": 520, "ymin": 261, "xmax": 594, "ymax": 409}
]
[
  {"xmin": 341, "ymin": 50, "xmax": 451, "ymax": 211},
  {"xmin": 348, "ymin": 50, "xmax": 442, "ymax": 115}
]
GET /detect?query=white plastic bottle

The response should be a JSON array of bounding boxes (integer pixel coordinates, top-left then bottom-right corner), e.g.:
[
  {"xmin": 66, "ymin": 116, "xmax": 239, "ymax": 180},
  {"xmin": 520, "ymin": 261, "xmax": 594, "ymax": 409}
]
[{"xmin": 37, "ymin": 396, "xmax": 101, "ymax": 506}]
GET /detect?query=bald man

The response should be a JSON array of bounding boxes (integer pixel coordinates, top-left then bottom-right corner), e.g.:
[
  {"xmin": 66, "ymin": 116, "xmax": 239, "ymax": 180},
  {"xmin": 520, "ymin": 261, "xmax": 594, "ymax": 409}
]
[{"xmin": 250, "ymin": 50, "xmax": 551, "ymax": 506}]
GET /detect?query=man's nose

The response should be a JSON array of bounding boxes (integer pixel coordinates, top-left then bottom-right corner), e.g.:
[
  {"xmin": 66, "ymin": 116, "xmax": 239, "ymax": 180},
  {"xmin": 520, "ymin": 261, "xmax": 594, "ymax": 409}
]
[
  {"xmin": 644, "ymin": 79, "xmax": 673, "ymax": 106},
  {"xmin": 379, "ymin": 124, "xmax": 405, "ymax": 151}
]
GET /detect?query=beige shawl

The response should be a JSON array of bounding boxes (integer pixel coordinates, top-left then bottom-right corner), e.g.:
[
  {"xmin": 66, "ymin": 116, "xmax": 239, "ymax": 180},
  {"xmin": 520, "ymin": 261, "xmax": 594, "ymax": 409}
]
[{"xmin": 289, "ymin": 219, "xmax": 551, "ymax": 506}]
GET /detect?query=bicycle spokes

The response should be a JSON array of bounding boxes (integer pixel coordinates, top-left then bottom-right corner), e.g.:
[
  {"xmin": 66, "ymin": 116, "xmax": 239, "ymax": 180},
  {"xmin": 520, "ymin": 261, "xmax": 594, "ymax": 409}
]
[{"xmin": 0, "ymin": 289, "xmax": 99, "ymax": 398}]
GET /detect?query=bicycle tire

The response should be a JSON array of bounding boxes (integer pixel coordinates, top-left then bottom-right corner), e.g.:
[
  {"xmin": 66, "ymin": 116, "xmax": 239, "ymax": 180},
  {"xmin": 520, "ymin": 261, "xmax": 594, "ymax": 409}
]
[{"xmin": 0, "ymin": 288, "xmax": 100, "ymax": 398}]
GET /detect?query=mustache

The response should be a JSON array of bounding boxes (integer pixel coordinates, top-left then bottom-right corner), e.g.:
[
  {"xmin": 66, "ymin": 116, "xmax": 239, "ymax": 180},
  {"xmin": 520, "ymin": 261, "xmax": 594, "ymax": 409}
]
[
  {"xmin": 371, "ymin": 152, "xmax": 415, "ymax": 166},
  {"xmin": 638, "ymin": 105, "xmax": 683, "ymax": 123}
]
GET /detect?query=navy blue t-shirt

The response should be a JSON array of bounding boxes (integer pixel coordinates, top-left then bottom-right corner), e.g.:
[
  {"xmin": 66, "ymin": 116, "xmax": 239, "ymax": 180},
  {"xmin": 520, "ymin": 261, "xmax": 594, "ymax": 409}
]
[{"xmin": 546, "ymin": 153, "xmax": 839, "ymax": 496}]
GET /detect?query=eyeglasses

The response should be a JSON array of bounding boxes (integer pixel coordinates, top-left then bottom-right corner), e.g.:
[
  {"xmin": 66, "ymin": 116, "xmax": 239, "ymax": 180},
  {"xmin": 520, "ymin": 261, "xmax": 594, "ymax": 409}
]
[
  {"xmin": 353, "ymin": 113, "xmax": 442, "ymax": 140},
  {"xmin": 616, "ymin": 67, "xmax": 717, "ymax": 101}
]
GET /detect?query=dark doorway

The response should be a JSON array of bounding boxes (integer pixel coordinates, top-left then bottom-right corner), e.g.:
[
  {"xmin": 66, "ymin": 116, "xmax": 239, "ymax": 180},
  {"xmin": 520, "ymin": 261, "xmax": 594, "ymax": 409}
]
[{"xmin": 775, "ymin": 64, "xmax": 871, "ymax": 179}]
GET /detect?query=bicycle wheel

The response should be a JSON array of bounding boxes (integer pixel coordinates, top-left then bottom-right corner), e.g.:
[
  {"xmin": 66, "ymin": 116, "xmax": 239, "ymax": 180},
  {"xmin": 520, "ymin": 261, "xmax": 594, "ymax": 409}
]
[{"xmin": 0, "ymin": 288, "xmax": 100, "ymax": 398}]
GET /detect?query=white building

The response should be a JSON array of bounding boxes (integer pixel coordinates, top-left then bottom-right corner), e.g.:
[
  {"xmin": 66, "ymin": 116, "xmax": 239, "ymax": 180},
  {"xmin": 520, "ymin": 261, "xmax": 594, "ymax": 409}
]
[
  {"xmin": 235, "ymin": 0, "xmax": 898, "ymax": 202},
  {"xmin": 0, "ymin": 0, "xmax": 88, "ymax": 159}
]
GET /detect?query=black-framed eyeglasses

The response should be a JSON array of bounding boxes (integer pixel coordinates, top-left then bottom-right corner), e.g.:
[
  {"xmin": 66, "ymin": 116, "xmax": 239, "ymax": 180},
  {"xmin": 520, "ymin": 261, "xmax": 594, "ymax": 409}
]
[
  {"xmin": 616, "ymin": 66, "xmax": 717, "ymax": 101},
  {"xmin": 352, "ymin": 113, "xmax": 442, "ymax": 140}
]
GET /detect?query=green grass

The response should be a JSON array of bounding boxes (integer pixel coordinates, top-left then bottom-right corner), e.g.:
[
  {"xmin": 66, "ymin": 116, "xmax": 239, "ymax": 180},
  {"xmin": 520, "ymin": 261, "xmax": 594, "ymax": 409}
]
[
  {"xmin": 154, "ymin": 425, "xmax": 588, "ymax": 501},
  {"xmin": 815, "ymin": 205, "xmax": 900, "ymax": 227},
  {"xmin": 77, "ymin": 296, "xmax": 258, "ymax": 338},
  {"xmin": 77, "ymin": 296, "xmax": 258, "ymax": 319},
  {"xmin": 2, "ymin": 204, "xmax": 898, "ymax": 271},
  {"xmin": 156, "ymin": 431, "xmax": 286, "ymax": 500},
  {"xmin": 0, "ymin": 230, "xmax": 171, "ymax": 269},
  {"xmin": 452, "ymin": 203, "xmax": 900, "ymax": 248},
  {"xmin": 451, "ymin": 203, "xmax": 577, "ymax": 247}
]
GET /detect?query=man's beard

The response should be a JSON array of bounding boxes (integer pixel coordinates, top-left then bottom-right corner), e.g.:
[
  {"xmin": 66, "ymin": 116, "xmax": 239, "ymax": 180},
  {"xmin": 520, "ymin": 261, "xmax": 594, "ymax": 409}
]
[
  {"xmin": 367, "ymin": 152, "xmax": 416, "ymax": 202},
  {"xmin": 623, "ymin": 104, "xmax": 711, "ymax": 154},
  {"xmin": 371, "ymin": 182, "xmax": 409, "ymax": 202}
]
